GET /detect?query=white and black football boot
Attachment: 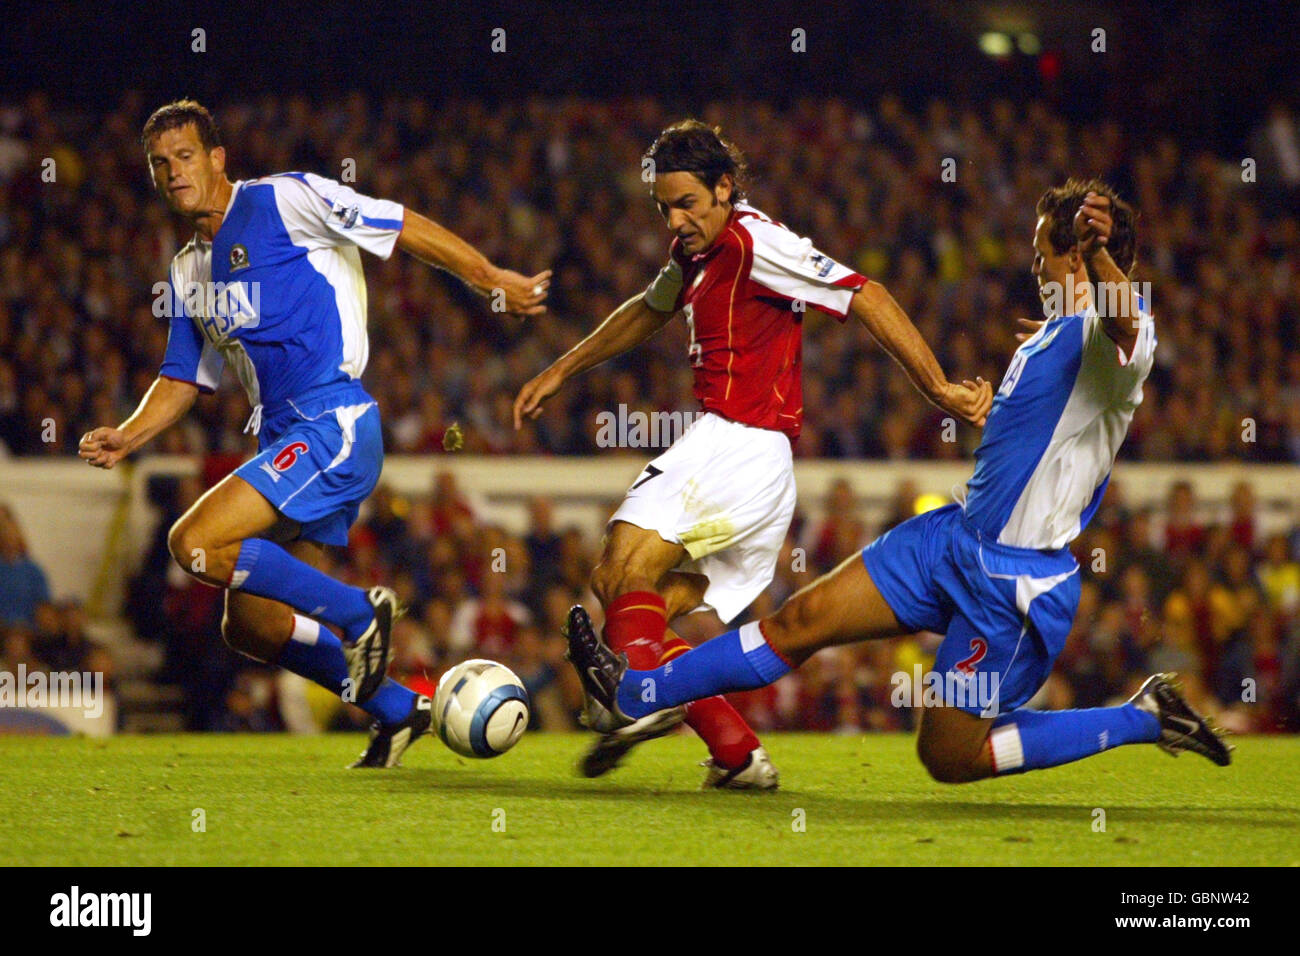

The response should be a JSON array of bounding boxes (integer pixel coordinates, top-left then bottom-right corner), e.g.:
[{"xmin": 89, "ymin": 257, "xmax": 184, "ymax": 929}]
[
  {"xmin": 349, "ymin": 694, "xmax": 433, "ymax": 769},
  {"xmin": 701, "ymin": 745, "xmax": 780, "ymax": 791},
  {"xmin": 578, "ymin": 696, "xmax": 687, "ymax": 778},
  {"xmin": 342, "ymin": 586, "xmax": 401, "ymax": 704},
  {"xmin": 564, "ymin": 604, "xmax": 685, "ymax": 776},
  {"xmin": 1129, "ymin": 673, "xmax": 1232, "ymax": 767}
]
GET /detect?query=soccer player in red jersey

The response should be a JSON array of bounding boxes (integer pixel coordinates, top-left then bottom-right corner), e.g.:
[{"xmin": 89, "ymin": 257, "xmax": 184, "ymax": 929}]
[{"xmin": 514, "ymin": 120, "xmax": 991, "ymax": 787}]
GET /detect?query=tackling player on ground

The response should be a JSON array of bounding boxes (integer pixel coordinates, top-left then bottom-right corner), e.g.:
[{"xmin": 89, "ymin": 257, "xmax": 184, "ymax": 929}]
[
  {"xmin": 79, "ymin": 100, "xmax": 550, "ymax": 767},
  {"xmin": 568, "ymin": 179, "xmax": 1232, "ymax": 782},
  {"xmin": 515, "ymin": 120, "xmax": 991, "ymax": 787}
]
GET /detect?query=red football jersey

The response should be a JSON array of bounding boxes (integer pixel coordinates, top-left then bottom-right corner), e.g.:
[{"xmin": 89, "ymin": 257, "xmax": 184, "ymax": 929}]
[{"xmin": 643, "ymin": 202, "xmax": 866, "ymax": 439}]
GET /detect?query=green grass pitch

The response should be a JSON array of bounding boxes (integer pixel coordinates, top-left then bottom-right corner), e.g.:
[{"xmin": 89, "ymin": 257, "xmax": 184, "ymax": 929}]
[{"xmin": 3, "ymin": 733, "xmax": 1297, "ymax": 865}]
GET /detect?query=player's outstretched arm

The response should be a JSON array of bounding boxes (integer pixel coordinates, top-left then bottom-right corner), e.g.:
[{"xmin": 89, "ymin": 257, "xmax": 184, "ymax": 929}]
[
  {"xmin": 513, "ymin": 294, "xmax": 674, "ymax": 428},
  {"xmin": 394, "ymin": 210, "xmax": 551, "ymax": 316},
  {"xmin": 849, "ymin": 281, "xmax": 992, "ymax": 427},
  {"xmin": 78, "ymin": 376, "xmax": 198, "ymax": 470}
]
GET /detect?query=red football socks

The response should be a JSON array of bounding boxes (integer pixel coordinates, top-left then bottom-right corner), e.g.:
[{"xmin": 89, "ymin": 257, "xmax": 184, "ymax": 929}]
[
  {"xmin": 603, "ymin": 591, "xmax": 760, "ymax": 770},
  {"xmin": 660, "ymin": 635, "xmax": 761, "ymax": 770},
  {"xmin": 603, "ymin": 591, "xmax": 670, "ymax": 669}
]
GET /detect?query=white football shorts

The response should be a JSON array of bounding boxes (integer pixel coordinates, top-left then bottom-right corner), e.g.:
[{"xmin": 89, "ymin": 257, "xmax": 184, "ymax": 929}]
[{"xmin": 608, "ymin": 412, "xmax": 797, "ymax": 623}]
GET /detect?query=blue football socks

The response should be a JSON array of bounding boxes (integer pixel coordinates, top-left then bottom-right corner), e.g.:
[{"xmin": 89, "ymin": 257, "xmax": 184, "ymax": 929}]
[
  {"xmin": 988, "ymin": 703, "xmax": 1161, "ymax": 774},
  {"xmin": 277, "ymin": 614, "xmax": 415, "ymax": 725},
  {"xmin": 616, "ymin": 622, "xmax": 791, "ymax": 719},
  {"xmin": 232, "ymin": 538, "xmax": 373, "ymax": 641}
]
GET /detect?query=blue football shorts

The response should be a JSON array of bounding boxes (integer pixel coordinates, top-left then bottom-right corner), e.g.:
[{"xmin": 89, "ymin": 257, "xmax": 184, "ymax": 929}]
[
  {"xmin": 861, "ymin": 504, "xmax": 1080, "ymax": 717},
  {"xmin": 235, "ymin": 382, "xmax": 384, "ymax": 547}
]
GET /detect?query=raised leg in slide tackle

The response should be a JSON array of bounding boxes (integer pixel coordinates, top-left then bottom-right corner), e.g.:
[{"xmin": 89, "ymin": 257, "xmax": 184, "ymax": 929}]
[{"xmin": 569, "ymin": 550, "xmax": 1230, "ymax": 783}]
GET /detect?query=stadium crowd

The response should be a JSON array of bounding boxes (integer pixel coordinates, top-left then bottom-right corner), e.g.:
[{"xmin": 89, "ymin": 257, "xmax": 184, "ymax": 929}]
[
  {"xmin": 1, "ymin": 91, "xmax": 1298, "ymax": 734},
  {"xmin": 2, "ymin": 92, "xmax": 1299, "ymax": 464}
]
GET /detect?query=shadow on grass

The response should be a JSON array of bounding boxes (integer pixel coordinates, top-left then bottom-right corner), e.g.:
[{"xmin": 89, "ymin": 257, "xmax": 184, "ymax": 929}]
[
  {"xmin": 866, "ymin": 799, "xmax": 1300, "ymax": 829},
  {"xmin": 383, "ymin": 767, "xmax": 697, "ymax": 799},
  {"xmin": 378, "ymin": 769, "xmax": 1300, "ymax": 829}
]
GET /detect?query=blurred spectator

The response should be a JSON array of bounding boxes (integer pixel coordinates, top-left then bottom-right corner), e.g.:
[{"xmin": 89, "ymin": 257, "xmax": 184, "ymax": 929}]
[
  {"xmin": 1228, "ymin": 481, "xmax": 1258, "ymax": 551},
  {"xmin": 1249, "ymin": 102, "xmax": 1300, "ymax": 208},
  {"xmin": 0, "ymin": 504, "xmax": 50, "ymax": 627},
  {"xmin": 801, "ymin": 479, "xmax": 867, "ymax": 571},
  {"xmin": 879, "ymin": 478, "xmax": 920, "ymax": 534},
  {"xmin": 510, "ymin": 624, "xmax": 572, "ymax": 730},
  {"xmin": 1260, "ymin": 533, "xmax": 1300, "ymax": 614},
  {"xmin": 524, "ymin": 497, "xmax": 562, "ymax": 590},
  {"xmin": 448, "ymin": 569, "xmax": 532, "ymax": 658},
  {"xmin": 1163, "ymin": 481, "xmax": 1205, "ymax": 560},
  {"xmin": 0, "ymin": 624, "xmax": 41, "ymax": 673},
  {"xmin": 219, "ymin": 671, "xmax": 279, "ymax": 732}
]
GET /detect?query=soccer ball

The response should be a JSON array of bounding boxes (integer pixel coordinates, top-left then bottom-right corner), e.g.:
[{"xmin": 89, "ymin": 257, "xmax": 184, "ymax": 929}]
[{"xmin": 432, "ymin": 659, "xmax": 530, "ymax": 758}]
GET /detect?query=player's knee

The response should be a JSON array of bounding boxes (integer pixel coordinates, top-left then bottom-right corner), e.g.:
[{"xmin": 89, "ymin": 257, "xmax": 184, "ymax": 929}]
[
  {"xmin": 220, "ymin": 610, "xmax": 272, "ymax": 661},
  {"xmin": 661, "ymin": 576, "xmax": 707, "ymax": 620},
  {"xmin": 755, "ymin": 614, "xmax": 799, "ymax": 664},
  {"xmin": 916, "ymin": 732, "xmax": 979, "ymax": 784},
  {"xmin": 591, "ymin": 560, "xmax": 651, "ymax": 606},
  {"xmin": 167, "ymin": 517, "xmax": 204, "ymax": 572},
  {"xmin": 769, "ymin": 588, "xmax": 830, "ymax": 655}
]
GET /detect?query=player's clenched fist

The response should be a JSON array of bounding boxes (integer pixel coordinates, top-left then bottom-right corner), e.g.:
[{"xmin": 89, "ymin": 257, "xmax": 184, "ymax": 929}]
[
  {"xmin": 937, "ymin": 377, "xmax": 994, "ymax": 428},
  {"xmin": 79, "ymin": 427, "xmax": 129, "ymax": 469},
  {"xmin": 1073, "ymin": 191, "xmax": 1113, "ymax": 257},
  {"xmin": 490, "ymin": 267, "xmax": 552, "ymax": 317}
]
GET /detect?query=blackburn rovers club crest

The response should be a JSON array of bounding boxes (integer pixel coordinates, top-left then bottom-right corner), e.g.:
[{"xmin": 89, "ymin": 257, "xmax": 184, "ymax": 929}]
[
  {"xmin": 330, "ymin": 201, "xmax": 361, "ymax": 229},
  {"xmin": 229, "ymin": 243, "xmax": 251, "ymax": 272}
]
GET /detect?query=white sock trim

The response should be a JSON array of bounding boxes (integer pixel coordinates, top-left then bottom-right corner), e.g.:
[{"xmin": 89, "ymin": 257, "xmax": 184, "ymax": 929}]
[
  {"xmin": 290, "ymin": 614, "xmax": 322, "ymax": 646},
  {"xmin": 737, "ymin": 621, "xmax": 766, "ymax": 653},
  {"xmin": 989, "ymin": 723, "xmax": 1025, "ymax": 774}
]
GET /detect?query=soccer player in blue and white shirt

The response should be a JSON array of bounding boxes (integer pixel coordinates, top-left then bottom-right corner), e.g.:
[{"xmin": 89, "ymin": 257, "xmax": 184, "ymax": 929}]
[
  {"xmin": 568, "ymin": 180, "xmax": 1232, "ymax": 781},
  {"xmin": 79, "ymin": 101, "xmax": 550, "ymax": 767}
]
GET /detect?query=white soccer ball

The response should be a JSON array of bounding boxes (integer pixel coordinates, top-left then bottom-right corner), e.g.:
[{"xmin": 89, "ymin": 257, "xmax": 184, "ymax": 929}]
[{"xmin": 432, "ymin": 659, "xmax": 530, "ymax": 758}]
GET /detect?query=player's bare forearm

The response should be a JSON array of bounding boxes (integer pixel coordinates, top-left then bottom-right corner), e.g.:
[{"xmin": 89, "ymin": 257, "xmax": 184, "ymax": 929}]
[
  {"xmin": 119, "ymin": 377, "xmax": 199, "ymax": 452},
  {"xmin": 849, "ymin": 282, "xmax": 947, "ymax": 402},
  {"xmin": 554, "ymin": 294, "xmax": 674, "ymax": 380},
  {"xmin": 395, "ymin": 209, "xmax": 496, "ymax": 291},
  {"xmin": 80, "ymin": 376, "xmax": 198, "ymax": 469},
  {"xmin": 513, "ymin": 294, "xmax": 672, "ymax": 428},
  {"xmin": 1075, "ymin": 192, "xmax": 1143, "ymax": 356},
  {"xmin": 849, "ymin": 282, "xmax": 992, "ymax": 427},
  {"xmin": 1084, "ymin": 246, "xmax": 1142, "ymax": 356},
  {"xmin": 395, "ymin": 209, "xmax": 551, "ymax": 315}
]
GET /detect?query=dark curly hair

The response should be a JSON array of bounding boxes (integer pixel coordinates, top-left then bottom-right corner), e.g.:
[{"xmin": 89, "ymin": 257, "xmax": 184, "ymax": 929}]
[
  {"xmin": 1036, "ymin": 177, "xmax": 1138, "ymax": 275},
  {"xmin": 644, "ymin": 119, "xmax": 748, "ymax": 202}
]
